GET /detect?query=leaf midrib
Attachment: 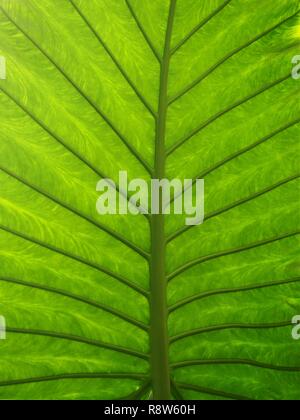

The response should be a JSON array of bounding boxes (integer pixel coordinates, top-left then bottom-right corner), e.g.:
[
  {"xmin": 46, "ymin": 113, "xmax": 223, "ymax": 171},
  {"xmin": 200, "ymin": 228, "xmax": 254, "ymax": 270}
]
[{"xmin": 148, "ymin": 0, "xmax": 177, "ymax": 401}]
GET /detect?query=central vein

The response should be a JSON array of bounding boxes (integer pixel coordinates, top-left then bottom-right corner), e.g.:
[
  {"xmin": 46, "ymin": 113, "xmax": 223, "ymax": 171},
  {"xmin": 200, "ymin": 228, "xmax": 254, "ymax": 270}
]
[{"xmin": 149, "ymin": 0, "xmax": 177, "ymax": 401}]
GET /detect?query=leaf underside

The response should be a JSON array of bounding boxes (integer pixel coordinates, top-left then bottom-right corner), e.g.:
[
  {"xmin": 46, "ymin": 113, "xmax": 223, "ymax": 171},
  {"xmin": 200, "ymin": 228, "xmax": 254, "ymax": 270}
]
[{"xmin": 0, "ymin": 0, "xmax": 300, "ymax": 400}]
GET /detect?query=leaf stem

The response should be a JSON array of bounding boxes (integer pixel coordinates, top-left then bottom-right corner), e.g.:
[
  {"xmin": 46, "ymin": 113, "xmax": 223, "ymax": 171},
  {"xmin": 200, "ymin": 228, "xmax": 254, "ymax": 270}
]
[{"xmin": 149, "ymin": 0, "xmax": 177, "ymax": 401}]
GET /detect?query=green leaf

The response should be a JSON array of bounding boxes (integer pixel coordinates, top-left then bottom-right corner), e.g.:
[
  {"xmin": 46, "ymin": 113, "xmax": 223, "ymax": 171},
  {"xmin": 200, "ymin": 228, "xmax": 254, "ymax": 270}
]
[{"xmin": 0, "ymin": 0, "xmax": 299, "ymax": 400}]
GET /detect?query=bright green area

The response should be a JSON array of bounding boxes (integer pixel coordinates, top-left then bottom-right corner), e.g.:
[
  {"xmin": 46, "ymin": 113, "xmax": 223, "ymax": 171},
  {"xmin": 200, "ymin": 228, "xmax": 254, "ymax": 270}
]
[{"xmin": 0, "ymin": 0, "xmax": 299, "ymax": 400}]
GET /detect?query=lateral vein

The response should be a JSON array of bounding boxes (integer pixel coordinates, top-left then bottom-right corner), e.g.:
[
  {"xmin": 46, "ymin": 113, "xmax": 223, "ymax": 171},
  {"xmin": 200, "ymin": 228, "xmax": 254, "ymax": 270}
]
[
  {"xmin": 0, "ymin": 225, "xmax": 149, "ymax": 298},
  {"xmin": 0, "ymin": 373, "xmax": 147, "ymax": 388},
  {"xmin": 0, "ymin": 277, "xmax": 149, "ymax": 332},
  {"xmin": 169, "ymin": 11, "xmax": 300, "ymax": 104},
  {"xmin": 0, "ymin": 87, "xmax": 150, "ymax": 220},
  {"xmin": 169, "ymin": 276, "xmax": 300, "ymax": 313},
  {"xmin": 176, "ymin": 381, "xmax": 253, "ymax": 400},
  {"xmin": 170, "ymin": 321, "xmax": 292, "ymax": 343},
  {"xmin": 0, "ymin": 166, "xmax": 150, "ymax": 261},
  {"xmin": 125, "ymin": 0, "xmax": 162, "ymax": 64},
  {"xmin": 170, "ymin": 0, "xmax": 232, "ymax": 55},
  {"xmin": 171, "ymin": 359, "xmax": 300, "ymax": 372},
  {"xmin": 0, "ymin": 6, "xmax": 153, "ymax": 176},
  {"xmin": 167, "ymin": 231, "xmax": 300, "ymax": 281},
  {"xmin": 167, "ymin": 173, "xmax": 300, "ymax": 243},
  {"xmin": 69, "ymin": 0, "xmax": 157, "ymax": 119},
  {"xmin": 6, "ymin": 327, "xmax": 149, "ymax": 361},
  {"xmin": 167, "ymin": 74, "xmax": 290, "ymax": 155},
  {"xmin": 166, "ymin": 118, "xmax": 300, "ymax": 221}
]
